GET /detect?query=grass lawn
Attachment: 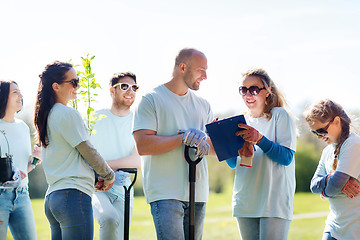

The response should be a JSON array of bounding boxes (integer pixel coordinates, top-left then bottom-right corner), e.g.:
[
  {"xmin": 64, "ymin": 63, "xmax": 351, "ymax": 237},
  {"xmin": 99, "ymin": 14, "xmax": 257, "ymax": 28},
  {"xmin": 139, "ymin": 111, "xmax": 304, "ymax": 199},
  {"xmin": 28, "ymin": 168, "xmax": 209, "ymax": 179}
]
[{"xmin": 6, "ymin": 192, "xmax": 329, "ymax": 239}]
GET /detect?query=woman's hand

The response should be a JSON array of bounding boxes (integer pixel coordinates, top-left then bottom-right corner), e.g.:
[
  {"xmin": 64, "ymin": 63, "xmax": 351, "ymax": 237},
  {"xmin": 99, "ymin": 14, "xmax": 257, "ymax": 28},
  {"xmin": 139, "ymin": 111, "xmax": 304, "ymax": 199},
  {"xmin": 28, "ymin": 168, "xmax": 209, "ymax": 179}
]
[
  {"xmin": 342, "ymin": 177, "xmax": 360, "ymax": 199},
  {"xmin": 236, "ymin": 123, "xmax": 263, "ymax": 145},
  {"xmin": 32, "ymin": 145, "xmax": 42, "ymax": 165}
]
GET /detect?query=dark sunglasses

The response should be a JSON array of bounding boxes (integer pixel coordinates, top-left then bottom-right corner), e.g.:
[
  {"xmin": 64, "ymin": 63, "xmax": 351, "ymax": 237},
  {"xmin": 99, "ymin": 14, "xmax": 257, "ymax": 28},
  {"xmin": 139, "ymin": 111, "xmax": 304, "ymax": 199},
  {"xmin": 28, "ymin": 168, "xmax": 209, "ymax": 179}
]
[
  {"xmin": 112, "ymin": 83, "xmax": 139, "ymax": 92},
  {"xmin": 63, "ymin": 78, "xmax": 80, "ymax": 88},
  {"xmin": 239, "ymin": 86, "xmax": 266, "ymax": 96},
  {"xmin": 311, "ymin": 119, "xmax": 333, "ymax": 137}
]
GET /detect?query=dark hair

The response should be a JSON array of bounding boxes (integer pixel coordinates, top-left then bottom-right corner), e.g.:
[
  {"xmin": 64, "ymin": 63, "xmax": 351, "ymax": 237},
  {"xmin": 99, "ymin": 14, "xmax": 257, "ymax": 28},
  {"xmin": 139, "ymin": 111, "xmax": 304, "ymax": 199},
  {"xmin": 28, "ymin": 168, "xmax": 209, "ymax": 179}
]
[
  {"xmin": 34, "ymin": 61, "xmax": 73, "ymax": 147},
  {"xmin": 109, "ymin": 72, "xmax": 136, "ymax": 87},
  {"xmin": 173, "ymin": 48, "xmax": 205, "ymax": 70},
  {"xmin": 0, "ymin": 80, "xmax": 18, "ymax": 119},
  {"xmin": 243, "ymin": 68, "xmax": 286, "ymax": 121},
  {"xmin": 304, "ymin": 99, "xmax": 351, "ymax": 171}
]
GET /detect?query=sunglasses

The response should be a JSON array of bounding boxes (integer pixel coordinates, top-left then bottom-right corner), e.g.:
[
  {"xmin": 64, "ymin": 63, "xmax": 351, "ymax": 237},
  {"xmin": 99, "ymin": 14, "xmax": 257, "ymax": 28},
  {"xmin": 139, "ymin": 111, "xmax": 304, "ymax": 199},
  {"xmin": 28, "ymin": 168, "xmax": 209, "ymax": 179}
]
[
  {"xmin": 63, "ymin": 78, "xmax": 79, "ymax": 88},
  {"xmin": 311, "ymin": 120, "xmax": 333, "ymax": 137},
  {"xmin": 239, "ymin": 86, "xmax": 266, "ymax": 96},
  {"xmin": 112, "ymin": 83, "xmax": 139, "ymax": 92}
]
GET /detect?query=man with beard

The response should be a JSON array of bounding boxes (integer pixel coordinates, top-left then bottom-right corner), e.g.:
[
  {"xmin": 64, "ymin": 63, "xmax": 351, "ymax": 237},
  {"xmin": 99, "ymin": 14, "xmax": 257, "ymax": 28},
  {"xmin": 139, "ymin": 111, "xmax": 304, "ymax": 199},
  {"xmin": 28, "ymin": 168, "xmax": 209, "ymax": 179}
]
[
  {"xmin": 91, "ymin": 72, "xmax": 141, "ymax": 240},
  {"xmin": 133, "ymin": 48, "xmax": 215, "ymax": 240}
]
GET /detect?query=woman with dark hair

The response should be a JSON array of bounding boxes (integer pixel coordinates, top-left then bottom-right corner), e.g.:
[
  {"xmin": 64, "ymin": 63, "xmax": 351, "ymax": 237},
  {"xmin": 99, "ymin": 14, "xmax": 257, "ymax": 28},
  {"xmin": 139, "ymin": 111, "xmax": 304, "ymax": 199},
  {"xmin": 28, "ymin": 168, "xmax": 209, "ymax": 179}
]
[
  {"xmin": 305, "ymin": 99, "xmax": 360, "ymax": 239},
  {"xmin": 0, "ymin": 80, "xmax": 41, "ymax": 240},
  {"xmin": 34, "ymin": 61, "xmax": 115, "ymax": 239},
  {"xmin": 226, "ymin": 68, "xmax": 296, "ymax": 240}
]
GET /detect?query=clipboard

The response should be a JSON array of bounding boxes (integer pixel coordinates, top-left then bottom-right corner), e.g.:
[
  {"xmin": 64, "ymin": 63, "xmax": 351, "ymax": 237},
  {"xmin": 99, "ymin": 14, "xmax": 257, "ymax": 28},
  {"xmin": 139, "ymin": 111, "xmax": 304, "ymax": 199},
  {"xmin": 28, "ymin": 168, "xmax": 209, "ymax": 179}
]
[{"xmin": 205, "ymin": 115, "xmax": 247, "ymax": 161}]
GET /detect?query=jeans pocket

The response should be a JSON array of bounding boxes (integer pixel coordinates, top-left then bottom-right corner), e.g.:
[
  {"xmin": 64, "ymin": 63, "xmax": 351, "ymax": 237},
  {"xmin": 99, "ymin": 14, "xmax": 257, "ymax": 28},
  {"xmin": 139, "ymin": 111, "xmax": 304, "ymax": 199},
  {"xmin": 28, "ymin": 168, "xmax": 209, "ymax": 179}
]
[{"xmin": 50, "ymin": 190, "xmax": 70, "ymax": 218}]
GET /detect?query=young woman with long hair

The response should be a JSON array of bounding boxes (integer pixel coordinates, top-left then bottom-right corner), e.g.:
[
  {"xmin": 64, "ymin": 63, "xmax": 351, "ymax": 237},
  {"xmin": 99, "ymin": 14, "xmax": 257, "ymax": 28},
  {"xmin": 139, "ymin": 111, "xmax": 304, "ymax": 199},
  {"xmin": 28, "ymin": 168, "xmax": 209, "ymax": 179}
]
[{"xmin": 34, "ymin": 61, "xmax": 115, "ymax": 239}]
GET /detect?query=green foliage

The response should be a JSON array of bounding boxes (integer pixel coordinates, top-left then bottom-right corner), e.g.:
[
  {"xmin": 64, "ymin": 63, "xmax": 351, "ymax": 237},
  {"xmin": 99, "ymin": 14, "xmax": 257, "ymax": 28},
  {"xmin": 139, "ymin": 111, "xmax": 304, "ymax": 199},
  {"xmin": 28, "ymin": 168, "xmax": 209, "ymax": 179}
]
[
  {"xmin": 70, "ymin": 53, "xmax": 102, "ymax": 134},
  {"xmin": 295, "ymin": 139, "xmax": 322, "ymax": 192}
]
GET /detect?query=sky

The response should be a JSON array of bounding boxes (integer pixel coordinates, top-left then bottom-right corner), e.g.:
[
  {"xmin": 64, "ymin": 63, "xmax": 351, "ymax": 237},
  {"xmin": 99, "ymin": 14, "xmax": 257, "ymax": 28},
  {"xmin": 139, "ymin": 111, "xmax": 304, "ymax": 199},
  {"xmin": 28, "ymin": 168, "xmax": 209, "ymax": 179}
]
[{"xmin": 1, "ymin": 0, "xmax": 360, "ymax": 118}]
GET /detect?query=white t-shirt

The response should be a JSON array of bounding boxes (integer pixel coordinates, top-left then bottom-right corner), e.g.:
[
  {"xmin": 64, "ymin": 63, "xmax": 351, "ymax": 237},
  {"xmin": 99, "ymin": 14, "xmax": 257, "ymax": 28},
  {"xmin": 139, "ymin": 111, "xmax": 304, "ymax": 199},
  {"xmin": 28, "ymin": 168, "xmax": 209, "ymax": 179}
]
[
  {"xmin": 0, "ymin": 118, "xmax": 31, "ymax": 188},
  {"xmin": 43, "ymin": 103, "xmax": 94, "ymax": 197},
  {"xmin": 133, "ymin": 84, "xmax": 213, "ymax": 203},
  {"xmin": 317, "ymin": 133, "xmax": 360, "ymax": 239},
  {"xmin": 232, "ymin": 107, "xmax": 297, "ymax": 220},
  {"xmin": 90, "ymin": 109, "xmax": 134, "ymax": 198}
]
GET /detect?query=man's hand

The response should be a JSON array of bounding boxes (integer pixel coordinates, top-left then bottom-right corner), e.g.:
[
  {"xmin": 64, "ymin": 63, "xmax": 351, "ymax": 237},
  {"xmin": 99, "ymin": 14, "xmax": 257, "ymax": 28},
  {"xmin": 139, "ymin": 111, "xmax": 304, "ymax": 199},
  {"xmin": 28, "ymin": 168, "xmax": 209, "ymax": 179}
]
[
  {"xmin": 181, "ymin": 128, "xmax": 207, "ymax": 147},
  {"xmin": 236, "ymin": 124, "xmax": 263, "ymax": 145}
]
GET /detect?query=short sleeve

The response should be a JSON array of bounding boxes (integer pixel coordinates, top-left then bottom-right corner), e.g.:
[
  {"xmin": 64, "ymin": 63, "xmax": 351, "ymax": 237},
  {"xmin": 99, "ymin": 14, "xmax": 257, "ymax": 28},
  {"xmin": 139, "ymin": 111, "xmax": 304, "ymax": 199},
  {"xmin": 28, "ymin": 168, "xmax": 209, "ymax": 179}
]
[
  {"xmin": 54, "ymin": 108, "xmax": 89, "ymax": 147},
  {"xmin": 336, "ymin": 137, "xmax": 360, "ymax": 179},
  {"xmin": 274, "ymin": 108, "xmax": 297, "ymax": 151},
  {"xmin": 133, "ymin": 95, "xmax": 157, "ymax": 132}
]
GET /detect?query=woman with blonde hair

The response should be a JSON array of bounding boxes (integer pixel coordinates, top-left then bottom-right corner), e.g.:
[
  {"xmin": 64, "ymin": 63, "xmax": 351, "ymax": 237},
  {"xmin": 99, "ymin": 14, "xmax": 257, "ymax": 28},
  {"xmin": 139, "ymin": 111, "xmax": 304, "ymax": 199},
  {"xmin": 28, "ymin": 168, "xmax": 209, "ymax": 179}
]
[
  {"xmin": 226, "ymin": 68, "xmax": 297, "ymax": 240},
  {"xmin": 305, "ymin": 99, "xmax": 360, "ymax": 240}
]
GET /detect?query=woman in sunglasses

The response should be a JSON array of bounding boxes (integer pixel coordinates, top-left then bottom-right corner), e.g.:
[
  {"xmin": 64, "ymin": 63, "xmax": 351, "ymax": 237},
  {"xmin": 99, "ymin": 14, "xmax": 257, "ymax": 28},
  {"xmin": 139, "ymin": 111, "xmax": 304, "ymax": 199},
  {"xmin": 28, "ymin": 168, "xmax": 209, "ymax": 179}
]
[
  {"xmin": 34, "ymin": 61, "xmax": 115, "ymax": 239},
  {"xmin": 0, "ymin": 80, "xmax": 41, "ymax": 240},
  {"xmin": 226, "ymin": 68, "xmax": 296, "ymax": 240},
  {"xmin": 305, "ymin": 99, "xmax": 360, "ymax": 240}
]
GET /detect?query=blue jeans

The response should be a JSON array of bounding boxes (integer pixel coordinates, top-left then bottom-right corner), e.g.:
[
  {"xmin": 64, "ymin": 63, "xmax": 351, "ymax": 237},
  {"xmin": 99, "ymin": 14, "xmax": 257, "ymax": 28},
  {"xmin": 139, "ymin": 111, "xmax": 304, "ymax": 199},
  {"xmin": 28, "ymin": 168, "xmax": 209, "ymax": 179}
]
[
  {"xmin": 0, "ymin": 186, "xmax": 36, "ymax": 240},
  {"xmin": 150, "ymin": 199, "xmax": 206, "ymax": 240},
  {"xmin": 236, "ymin": 217, "xmax": 291, "ymax": 240},
  {"xmin": 92, "ymin": 190, "xmax": 134, "ymax": 240},
  {"xmin": 45, "ymin": 189, "xmax": 93, "ymax": 240}
]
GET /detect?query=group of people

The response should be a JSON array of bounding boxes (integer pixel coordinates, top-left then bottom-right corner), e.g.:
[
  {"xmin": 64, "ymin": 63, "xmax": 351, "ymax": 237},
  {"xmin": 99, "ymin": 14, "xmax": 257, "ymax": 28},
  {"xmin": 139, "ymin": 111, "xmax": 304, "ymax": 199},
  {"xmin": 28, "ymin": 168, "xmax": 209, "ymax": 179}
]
[{"xmin": 0, "ymin": 47, "xmax": 359, "ymax": 240}]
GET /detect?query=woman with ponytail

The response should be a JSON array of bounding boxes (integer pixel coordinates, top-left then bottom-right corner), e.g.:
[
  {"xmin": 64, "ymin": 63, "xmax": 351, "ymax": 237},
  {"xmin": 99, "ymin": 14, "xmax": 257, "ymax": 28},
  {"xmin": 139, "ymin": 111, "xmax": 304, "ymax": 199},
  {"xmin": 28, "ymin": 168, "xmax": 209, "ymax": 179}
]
[
  {"xmin": 305, "ymin": 99, "xmax": 360, "ymax": 240},
  {"xmin": 34, "ymin": 61, "xmax": 115, "ymax": 239}
]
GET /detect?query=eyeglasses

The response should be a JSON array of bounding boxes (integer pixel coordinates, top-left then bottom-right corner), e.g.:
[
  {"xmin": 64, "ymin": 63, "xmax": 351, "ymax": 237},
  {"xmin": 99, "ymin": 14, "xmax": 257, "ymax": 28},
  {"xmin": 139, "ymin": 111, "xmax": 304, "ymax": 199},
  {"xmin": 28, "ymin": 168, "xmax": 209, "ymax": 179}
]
[
  {"xmin": 311, "ymin": 120, "xmax": 333, "ymax": 137},
  {"xmin": 112, "ymin": 83, "xmax": 139, "ymax": 92},
  {"xmin": 63, "ymin": 78, "xmax": 79, "ymax": 88},
  {"xmin": 239, "ymin": 86, "xmax": 266, "ymax": 96}
]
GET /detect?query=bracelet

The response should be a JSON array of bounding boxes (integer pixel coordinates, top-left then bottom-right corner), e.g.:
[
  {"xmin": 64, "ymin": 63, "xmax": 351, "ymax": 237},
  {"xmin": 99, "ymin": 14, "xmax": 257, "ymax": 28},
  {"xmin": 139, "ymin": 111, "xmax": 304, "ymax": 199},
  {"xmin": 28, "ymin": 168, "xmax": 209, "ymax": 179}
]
[{"xmin": 256, "ymin": 135, "xmax": 264, "ymax": 144}]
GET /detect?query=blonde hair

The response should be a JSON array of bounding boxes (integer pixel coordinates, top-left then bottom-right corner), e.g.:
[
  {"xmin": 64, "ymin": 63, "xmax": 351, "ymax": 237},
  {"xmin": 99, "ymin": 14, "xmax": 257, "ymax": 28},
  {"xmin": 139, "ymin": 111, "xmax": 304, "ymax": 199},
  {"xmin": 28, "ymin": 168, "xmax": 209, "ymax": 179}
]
[
  {"xmin": 304, "ymin": 99, "xmax": 351, "ymax": 171},
  {"xmin": 243, "ymin": 68, "xmax": 286, "ymax": 121}
]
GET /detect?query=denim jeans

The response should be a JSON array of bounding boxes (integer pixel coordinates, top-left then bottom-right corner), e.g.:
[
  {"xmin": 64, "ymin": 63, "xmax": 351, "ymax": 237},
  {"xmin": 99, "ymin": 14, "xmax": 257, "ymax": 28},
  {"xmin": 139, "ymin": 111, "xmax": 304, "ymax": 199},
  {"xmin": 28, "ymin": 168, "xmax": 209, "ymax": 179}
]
[
  {"xmin": 0, "ymin": 186, "xmax": 36, "ymax": 240},
  {"xmin": 236, "ymin": 217, "xmax": 291, "ymax": 240},
  {"xmin": 92, "ymin": 190, "xmax": 134, "ymax": 240},
  {"xmin": 45, "ymin": 189, "xmax": 93, "ymax": 240},
  {"xmin": 150, "ymin": 199, "xmax": 206, "ymax": 240}
]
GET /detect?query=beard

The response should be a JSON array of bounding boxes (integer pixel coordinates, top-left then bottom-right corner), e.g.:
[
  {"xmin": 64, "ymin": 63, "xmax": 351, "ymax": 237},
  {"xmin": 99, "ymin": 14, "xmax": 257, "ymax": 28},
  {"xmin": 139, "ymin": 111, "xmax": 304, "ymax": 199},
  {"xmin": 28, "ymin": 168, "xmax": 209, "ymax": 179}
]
[{"xmin": 183, "ymin": 71, "xmax": 200, "ymax": 91}]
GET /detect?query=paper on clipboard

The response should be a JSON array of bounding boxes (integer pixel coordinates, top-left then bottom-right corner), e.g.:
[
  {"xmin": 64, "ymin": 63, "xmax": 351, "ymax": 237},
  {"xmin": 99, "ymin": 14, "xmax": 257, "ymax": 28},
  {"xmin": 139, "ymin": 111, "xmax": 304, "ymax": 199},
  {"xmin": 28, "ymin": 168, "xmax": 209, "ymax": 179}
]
[{"xmin": 205, "ymin": 115, "xmax": 247, "ymax": 161}]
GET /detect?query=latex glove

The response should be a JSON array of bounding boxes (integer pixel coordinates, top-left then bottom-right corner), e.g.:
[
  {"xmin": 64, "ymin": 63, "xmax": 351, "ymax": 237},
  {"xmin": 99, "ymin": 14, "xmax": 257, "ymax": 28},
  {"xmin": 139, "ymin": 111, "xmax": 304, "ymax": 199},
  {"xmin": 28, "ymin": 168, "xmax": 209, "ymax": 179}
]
[
  {"xmin": 113, "ymin": 170, "xmax": 131, "ymax": 186},
  {"xmin": 342, "ymin": 177, "xmax": 360, "ymax": 199},
  {"xmin": 236, "ymin": 123, "xmax": 263, "ymax": 145},
  {"xmin": 238, "ymin": 142, "xmax": 254, "ymax": 167},
  {"xmin": 1, "ymin": 168, "xmax": 22, "ymax": 188},
  {"xmin": 195, "ymin": 138, "xmax": 210, "ymax": 159},
  {"xmin": 181, "ymin": 128, "xmax": 207, "ymax": 147}
]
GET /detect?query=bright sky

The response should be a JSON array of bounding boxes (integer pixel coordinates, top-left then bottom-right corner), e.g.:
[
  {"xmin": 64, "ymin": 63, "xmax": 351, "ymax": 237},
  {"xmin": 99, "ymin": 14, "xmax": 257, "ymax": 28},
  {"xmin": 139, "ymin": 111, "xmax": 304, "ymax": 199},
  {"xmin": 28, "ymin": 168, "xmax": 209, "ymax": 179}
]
[{"xmin": 1, "ymin": 0, "xmax": 359, "ymax": 117}]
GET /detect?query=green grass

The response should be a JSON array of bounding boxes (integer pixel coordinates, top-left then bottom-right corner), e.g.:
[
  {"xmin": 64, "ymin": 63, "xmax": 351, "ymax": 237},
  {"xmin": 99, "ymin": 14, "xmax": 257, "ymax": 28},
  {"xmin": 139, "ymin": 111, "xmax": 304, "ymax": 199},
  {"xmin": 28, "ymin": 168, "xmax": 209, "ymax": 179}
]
[{"xmin": 6, "ymin": 192, "xmax": 329, "ymax": 240}]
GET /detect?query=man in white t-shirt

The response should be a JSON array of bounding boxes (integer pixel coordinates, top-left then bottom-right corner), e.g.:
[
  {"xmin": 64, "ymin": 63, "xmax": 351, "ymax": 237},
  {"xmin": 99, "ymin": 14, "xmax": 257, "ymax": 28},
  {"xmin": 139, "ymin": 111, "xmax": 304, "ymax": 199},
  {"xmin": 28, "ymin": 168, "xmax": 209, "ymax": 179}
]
[
  {"xmin": 133, "ymin": 48, "xmax": 215, "ymax": 240},
  {"xmin": 91, "ymin": 72, "xmax": 141, "ymax": 240}
]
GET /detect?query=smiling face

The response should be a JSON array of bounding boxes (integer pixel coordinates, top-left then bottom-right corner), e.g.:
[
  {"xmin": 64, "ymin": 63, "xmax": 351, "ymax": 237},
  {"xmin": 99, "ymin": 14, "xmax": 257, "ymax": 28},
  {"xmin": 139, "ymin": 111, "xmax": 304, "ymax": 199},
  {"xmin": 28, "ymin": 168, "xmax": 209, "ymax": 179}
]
[
  {"xmin": 111, "ymin": 76, "xmax": 137, "ymax": 108},
  {"xmin": 309, "ymin": 117, "xmax": 342, "ymax": 144},
  {"xmin": 241, "ymin": 75, "xmax": 270, "ymax": 118},
  {"xmin": 7, "ymin": 83, "xmax": 23, "ymax": 113},
  {"xmin": 183, "ymin": 53, "xmax": 208, "ymax": 91},
  {"xmin": 53, "ymin": 68, "xmax": 79, "ymax": 105}
]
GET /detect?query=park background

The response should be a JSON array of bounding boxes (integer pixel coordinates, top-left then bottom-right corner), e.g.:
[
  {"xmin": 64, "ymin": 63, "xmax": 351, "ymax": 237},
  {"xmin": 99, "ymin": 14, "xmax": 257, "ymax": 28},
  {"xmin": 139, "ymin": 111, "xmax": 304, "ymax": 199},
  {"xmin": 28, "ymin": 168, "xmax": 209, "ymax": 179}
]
[{"xmin": 1, "ymin": 0, "xmax": 360, "ymax": 239}]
